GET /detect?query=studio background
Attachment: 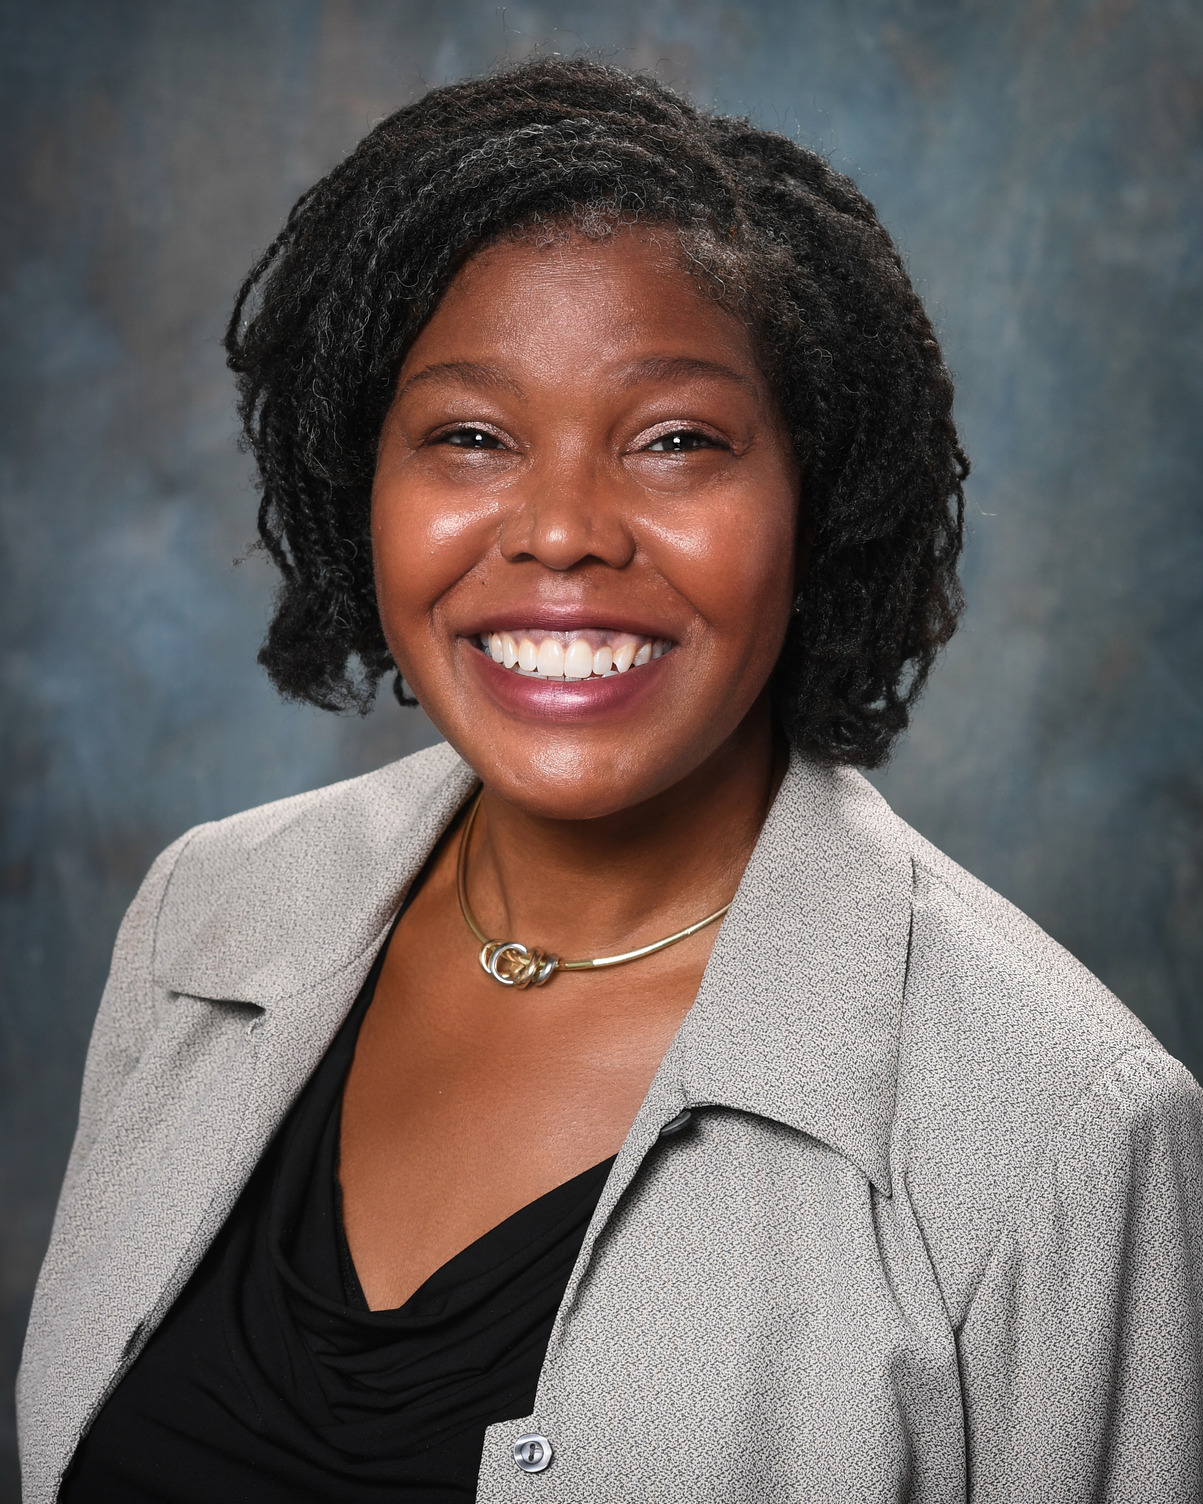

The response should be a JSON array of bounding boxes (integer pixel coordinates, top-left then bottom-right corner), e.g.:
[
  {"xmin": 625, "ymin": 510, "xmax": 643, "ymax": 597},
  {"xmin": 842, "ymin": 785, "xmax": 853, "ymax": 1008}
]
[{"xmin": 2, "ymin": 0, "xmax": 1200, "ymax": 1494}]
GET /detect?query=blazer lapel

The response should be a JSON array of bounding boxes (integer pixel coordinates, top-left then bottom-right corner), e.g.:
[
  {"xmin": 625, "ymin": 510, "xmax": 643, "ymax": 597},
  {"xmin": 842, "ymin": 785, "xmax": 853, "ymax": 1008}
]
[{"xmin": 36, "ymin": 745, "xmax": 477, "ymax": 1489}]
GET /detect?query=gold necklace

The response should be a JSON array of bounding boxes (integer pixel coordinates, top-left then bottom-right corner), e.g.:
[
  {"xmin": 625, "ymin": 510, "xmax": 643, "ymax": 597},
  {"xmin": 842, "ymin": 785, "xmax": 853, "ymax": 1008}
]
[{"xmin": 456, "ymin": 790, "xmax": 732, "ymax": 989}]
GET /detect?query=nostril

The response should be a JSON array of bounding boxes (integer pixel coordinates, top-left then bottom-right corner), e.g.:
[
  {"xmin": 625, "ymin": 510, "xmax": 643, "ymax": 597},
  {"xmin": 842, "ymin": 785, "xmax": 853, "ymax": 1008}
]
[{"xmin": 498, "ymin": 495, "xmax": 637, "ymax": 572}]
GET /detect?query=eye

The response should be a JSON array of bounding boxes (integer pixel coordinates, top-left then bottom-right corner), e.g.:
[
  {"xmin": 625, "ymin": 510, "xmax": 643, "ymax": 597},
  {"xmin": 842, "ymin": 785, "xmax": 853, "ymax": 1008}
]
[
  {"xmin": 644, "ymin": 429, "xmax": 724, "ymax": 454},
  {"xmin": 436, "ymin": 427, "xmax": 506, "ymax": 450}
]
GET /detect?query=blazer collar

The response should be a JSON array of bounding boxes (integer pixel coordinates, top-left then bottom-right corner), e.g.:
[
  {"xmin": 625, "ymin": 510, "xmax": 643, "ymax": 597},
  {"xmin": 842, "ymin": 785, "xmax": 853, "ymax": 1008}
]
[
  {"xmin": 154, "ymin": 744, "xmax": 911, "ymax": 1196},
  {"xmin": 153, "ymin": 743, "xmax": 479, "ymax": 1007},
  {"xmin": 665, "ymin": 752, "xmax": 912, "ymax": 1195}
]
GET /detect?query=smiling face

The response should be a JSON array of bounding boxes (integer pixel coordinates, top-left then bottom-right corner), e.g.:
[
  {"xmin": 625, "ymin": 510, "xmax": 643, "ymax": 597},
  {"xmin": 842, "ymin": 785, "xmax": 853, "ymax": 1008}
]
[{"xmin": 370, "ymin": 226, "xmax": 800, "ymax": 820}]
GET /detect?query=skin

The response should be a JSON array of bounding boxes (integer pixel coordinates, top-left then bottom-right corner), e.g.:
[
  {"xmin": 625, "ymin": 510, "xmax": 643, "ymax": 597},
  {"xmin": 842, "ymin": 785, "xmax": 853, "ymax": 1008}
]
[{"xmin": 339, "ymin": 225, "xmax": 801, "ymax": 1309}]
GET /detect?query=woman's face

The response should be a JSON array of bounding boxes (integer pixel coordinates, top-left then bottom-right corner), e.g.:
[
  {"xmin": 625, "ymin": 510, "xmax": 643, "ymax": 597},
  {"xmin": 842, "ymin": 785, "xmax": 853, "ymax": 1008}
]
[{"xmin": 371, "ymin": 226, "xmax": 800, "ymax": 819}]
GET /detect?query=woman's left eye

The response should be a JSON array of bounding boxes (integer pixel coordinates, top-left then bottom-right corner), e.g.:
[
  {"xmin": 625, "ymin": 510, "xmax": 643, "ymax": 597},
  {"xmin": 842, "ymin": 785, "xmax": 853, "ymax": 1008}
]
[{"xmin": 644, "ymin": 430, "xmax": 722, "ymax": 453}]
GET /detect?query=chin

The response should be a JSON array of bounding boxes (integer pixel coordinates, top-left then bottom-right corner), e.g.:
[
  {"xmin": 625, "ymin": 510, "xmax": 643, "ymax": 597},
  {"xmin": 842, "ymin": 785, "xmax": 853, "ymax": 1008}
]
[{"xmin": 462, "ymin": 742, "xmax": 685, "ymax": 822}]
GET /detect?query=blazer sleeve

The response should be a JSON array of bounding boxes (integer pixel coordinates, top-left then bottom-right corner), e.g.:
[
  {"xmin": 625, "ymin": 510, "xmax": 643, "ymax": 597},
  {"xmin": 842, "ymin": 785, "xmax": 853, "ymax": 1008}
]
[
  {"xmin": 957, "ymin": 1046, "xmax": 1203, "ymax": 1502},
  {"xmin": 59, "ymin": 829, "xmax": 199, "ymax": 1196}
]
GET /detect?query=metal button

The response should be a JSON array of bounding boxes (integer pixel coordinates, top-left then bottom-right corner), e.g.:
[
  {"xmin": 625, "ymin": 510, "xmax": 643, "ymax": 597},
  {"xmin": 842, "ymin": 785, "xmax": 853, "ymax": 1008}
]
[
  {"xmin": 513, "ymin": 1434, "xmax": 553, "ymax": 1473},
  {"xmin": 659, "ymin": 1108, "xmax": 693, "ymax": 1138}
]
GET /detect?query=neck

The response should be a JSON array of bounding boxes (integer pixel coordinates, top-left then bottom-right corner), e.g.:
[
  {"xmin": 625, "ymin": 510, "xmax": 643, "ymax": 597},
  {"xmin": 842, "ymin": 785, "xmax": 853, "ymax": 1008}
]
[{"xmin": 467, "ymin": 701, "xmax": 785, "ymax": 960}]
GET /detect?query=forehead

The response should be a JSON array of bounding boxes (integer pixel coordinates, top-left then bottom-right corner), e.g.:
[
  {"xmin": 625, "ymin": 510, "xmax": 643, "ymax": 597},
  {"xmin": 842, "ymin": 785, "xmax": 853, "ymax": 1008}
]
[{"xmin": 399, "ymin": 225, "xmax": 764, "ymax": 389}]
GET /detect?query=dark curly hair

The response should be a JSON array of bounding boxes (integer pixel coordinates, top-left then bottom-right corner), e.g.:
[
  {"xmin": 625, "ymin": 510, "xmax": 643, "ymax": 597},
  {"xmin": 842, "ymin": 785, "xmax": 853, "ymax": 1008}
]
[{"xmin": 225, "ymin": 56, "xmax": 966, "ymax": 767}]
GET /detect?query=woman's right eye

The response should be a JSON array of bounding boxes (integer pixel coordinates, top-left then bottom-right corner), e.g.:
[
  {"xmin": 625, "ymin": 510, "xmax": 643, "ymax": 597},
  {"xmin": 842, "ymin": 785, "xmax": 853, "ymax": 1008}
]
[{"xmin": 436, "ymin": 428, "xmax": 505, "ymax": 450}]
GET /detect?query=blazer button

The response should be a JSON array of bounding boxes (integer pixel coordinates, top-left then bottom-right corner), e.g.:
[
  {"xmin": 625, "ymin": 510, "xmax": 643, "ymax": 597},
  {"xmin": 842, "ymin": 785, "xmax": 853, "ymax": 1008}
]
[
  {"xmin": 513, "ymin": 1434, "xmax": 553, "ymax": 1473},
  {"xmin": 659, "ymin": 1108, "xmax": 693, "ymax": 1138}
]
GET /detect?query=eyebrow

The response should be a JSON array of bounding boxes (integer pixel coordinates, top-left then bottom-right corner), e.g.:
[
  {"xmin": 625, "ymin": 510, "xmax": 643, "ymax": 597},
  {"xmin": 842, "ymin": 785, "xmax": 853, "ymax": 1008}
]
[
  {"xmin": 394, "ymin": 353, "xmax": 759, "ymax": 405},
  {"xmin": 616, "ymin": 356, "xmax": 759, "ymax": 393},
  {"xmin": 394, "ymin": 360, "xmax": 525, "ymax": 402}
]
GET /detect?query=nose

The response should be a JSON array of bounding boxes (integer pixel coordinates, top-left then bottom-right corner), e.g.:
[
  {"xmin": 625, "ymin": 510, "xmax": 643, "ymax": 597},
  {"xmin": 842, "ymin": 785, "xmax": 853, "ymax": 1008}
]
[{"xmin": 498, "ymin": 471, "xmax": 636, "ymax": 572}]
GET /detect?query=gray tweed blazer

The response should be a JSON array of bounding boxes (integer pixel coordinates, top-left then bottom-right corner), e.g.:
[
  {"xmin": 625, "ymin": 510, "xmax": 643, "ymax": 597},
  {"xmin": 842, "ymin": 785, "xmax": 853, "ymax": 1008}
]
[{"xmin": 18, "ymin": 743, "xmax": 1203, "ymax": 1502}]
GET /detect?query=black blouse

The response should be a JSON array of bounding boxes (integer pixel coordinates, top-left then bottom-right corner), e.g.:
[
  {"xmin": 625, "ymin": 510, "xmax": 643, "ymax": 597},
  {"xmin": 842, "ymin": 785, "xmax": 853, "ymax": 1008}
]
[{"xmin": 62, "ymin": 940, "xmax": 614, "ymax": 1503}]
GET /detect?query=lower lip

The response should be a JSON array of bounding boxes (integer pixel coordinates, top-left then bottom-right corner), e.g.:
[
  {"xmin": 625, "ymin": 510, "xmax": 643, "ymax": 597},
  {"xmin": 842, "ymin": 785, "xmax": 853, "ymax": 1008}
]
[{"xmin": 463, "ymin": 642, "xmax": 670, "ymax": 723}]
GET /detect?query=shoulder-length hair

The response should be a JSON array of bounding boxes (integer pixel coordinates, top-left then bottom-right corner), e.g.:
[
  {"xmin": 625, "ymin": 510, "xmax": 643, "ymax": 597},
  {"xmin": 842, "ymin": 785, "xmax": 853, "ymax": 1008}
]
[{"xmin": 225, "ymin": 57, "xmax": 966, "ymax": 768}]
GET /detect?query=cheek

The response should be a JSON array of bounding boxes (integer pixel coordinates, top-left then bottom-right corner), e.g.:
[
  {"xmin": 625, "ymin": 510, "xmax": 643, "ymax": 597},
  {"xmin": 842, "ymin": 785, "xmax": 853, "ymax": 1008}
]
[
  {"xmin": 650, "ymin": 486, "xmax": 797, "ymax": 642},
  {"xmin": 370, "ymin": 479, "xmax": 490, "ymax": 640}
]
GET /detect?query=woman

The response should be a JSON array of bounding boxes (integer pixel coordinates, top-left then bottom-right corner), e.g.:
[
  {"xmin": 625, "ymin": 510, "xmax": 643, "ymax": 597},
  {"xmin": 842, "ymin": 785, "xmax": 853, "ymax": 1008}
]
[{"xmin": 19, "ymin": 57, "xmax": 1202, "ymax": 1503}]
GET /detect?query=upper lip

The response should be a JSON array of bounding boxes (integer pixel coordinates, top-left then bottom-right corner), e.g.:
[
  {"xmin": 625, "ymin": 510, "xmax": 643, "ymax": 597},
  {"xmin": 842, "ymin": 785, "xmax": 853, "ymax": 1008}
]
[{"xmin": 458, "ymin": 604, "xmax": 678, "ymax": 640}]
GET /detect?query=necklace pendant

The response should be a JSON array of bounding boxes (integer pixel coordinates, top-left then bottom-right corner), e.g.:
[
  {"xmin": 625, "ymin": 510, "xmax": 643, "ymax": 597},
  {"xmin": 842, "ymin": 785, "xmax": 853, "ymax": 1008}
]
[
  {"xmin": 479, "ymin": 940, "xmax": 560, "ymax": 989},
  {"xmin": 458, "ymin": 788, "xmax": 730, "ymax": 986}
]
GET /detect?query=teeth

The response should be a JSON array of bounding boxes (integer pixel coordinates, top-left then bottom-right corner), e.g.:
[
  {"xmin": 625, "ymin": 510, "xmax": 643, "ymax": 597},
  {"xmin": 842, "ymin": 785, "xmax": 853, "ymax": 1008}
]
[
  {"xmin": 564, "ymin": 638, "xmax": 594, "ymax": 679},
  {"xmin": 477, "ymin": 631, "xmax": 670, "ymax": 679},
  {"xmin": 536, "ymin": 639, "xmax": 565, "ymax": 677}
]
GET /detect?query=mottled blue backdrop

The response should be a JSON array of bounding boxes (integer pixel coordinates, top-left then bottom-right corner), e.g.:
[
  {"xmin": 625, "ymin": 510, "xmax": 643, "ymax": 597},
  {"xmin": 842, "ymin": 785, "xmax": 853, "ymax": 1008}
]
[{"xmin": 2, "ymin": 0, "xmax": 1200, "ymax": 1493}]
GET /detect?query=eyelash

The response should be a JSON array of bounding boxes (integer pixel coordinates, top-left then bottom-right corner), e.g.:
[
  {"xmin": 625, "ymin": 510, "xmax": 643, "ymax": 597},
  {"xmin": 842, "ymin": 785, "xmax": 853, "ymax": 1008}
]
[
  {"xmin": 433, "ymin": 426, "xmax": 725, "ymax": 454},
  {"xmin": 435, "ymin": 428, "xmax": 505, "ymax": 450},
  {"xmin": 644, "ymin": 429, "xmax": 724, "ymax": 453}
]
